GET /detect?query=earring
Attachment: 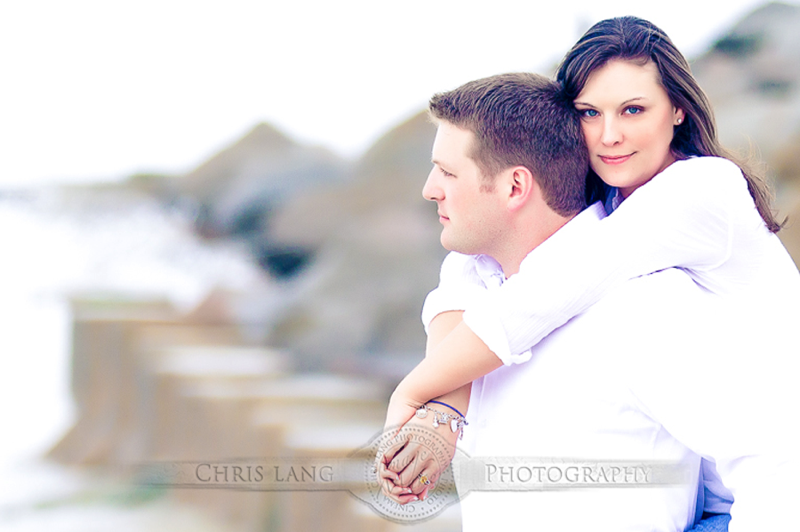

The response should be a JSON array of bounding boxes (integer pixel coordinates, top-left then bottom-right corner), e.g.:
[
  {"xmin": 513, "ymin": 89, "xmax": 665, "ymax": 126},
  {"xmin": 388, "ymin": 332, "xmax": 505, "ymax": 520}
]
[{"xmin": 676, "ymin": 118, "xmax": 683, "ymax": 125}]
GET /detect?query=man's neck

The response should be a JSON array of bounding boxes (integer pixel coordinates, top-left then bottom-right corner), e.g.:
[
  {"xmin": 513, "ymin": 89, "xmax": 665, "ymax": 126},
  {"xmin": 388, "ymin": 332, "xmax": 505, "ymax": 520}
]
[{"xmin": 494, "ymin": 208, "xmax": 575, "ymax": 277}]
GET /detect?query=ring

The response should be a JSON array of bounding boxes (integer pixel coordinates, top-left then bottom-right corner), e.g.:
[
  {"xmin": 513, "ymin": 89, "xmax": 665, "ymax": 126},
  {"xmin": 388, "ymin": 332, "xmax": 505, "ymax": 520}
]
[{"xmin": 418, "ymin": 474, "xmax": 431, "ymax": 485}]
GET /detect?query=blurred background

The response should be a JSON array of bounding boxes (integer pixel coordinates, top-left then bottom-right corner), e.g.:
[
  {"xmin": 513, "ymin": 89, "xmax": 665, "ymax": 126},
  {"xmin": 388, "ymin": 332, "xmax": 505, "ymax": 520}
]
[{"xmin": 1, "ymin": 1, "xmax": 799, "ymax": 530}]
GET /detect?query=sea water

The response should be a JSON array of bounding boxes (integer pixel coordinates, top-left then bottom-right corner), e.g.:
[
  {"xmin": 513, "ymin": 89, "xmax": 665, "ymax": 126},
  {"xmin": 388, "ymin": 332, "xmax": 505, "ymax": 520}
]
[{"xmin": 0, "ymin": 186, "xmax": 265, "ymax": 530}]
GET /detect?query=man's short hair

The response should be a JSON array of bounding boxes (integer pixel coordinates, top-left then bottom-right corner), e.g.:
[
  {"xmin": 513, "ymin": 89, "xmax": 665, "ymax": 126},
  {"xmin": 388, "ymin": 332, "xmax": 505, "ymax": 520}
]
[{"xmin": 428, "ymin": 73, "xmax": 589, "ymax": 216}]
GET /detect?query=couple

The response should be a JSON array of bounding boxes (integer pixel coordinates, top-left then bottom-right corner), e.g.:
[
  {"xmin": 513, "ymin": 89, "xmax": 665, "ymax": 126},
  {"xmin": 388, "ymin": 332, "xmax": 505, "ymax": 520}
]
[{"xmin": 377, "ymin": 16, "xmax": 799, "ymax": 531}]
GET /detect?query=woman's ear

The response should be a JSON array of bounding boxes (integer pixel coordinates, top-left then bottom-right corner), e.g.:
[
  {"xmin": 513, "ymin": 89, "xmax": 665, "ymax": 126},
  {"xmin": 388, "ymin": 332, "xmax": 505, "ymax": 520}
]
[{"xmin": 674, "ymin": 107, "xmax": 686, "ymax": 126}]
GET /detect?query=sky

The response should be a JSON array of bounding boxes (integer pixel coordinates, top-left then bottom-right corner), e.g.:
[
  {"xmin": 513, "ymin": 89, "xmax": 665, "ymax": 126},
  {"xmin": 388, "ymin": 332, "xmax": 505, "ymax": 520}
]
[{"xmin": 1, "ymin": 0, "xmax": 794, "ymax": 187}]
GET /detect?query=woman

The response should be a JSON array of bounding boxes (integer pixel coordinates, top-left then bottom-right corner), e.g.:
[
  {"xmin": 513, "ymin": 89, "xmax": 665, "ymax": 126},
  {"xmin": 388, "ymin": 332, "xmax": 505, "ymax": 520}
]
[{"xmin": 379, "ymin": 16, "xmax": 799, "ymax": 530}]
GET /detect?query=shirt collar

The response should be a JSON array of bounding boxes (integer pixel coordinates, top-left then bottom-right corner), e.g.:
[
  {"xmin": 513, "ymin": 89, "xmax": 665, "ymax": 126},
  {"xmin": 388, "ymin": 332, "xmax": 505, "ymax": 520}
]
[
  {"xmin": 610, "ymin": 189, "xmax": 623, "ymax": 212},
  {"xmin": 517, "ymin": 201, "xmax": 606, "ymax": 273},
  {"xmin": 474, "ymin": 202, "xmax": 607, "ymax": 287},
  {"xmin": 475, "ymin": 254, "xmax": 505, "ymax": 289}
]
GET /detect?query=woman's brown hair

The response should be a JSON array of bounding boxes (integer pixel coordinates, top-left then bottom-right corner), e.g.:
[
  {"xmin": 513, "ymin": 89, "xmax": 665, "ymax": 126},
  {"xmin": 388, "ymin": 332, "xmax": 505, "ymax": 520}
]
[{"xmin": 556, "ymin": 16, "xmax": 782, "ymax": 232}]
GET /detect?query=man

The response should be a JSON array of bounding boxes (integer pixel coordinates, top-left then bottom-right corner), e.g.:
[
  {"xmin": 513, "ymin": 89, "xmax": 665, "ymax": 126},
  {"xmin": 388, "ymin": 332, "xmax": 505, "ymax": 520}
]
[{"xmin": 379, "ymin": 73, "xmax": 795, "ymax": 530}]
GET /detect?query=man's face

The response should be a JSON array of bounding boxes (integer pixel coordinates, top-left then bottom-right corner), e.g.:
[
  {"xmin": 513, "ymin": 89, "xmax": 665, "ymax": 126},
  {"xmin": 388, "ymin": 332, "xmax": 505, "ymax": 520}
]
[{"xmin": 422, "ymin": 121, "xmax": 508, "ymax": 256}]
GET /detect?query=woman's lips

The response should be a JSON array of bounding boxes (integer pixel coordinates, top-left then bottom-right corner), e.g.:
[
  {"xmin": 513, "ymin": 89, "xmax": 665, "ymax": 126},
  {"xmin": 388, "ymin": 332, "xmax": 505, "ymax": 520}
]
[{"xmin": 599, "ymin": 154, "xmax": 633, "ymax": 165}]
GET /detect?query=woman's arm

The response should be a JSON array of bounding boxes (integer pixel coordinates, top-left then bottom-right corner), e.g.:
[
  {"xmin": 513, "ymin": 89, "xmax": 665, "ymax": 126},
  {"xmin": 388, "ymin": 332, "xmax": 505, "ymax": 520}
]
[
  {"xmin": 379, "ymin": 311, "xmax": 477, "ymax": 503},
  {"xmin": 422, "ymin": 311, "xmax": 472, "ymax": 424},
  {"xmin": 383, "ymin": 319, "xmax": 499, "ymax": 432},
  {"xmin": 384, "ymin": 158, "xmax": 743, "ymax": 426},
  {"xmin": 457, "ymin": 157, "xmax": 744, "ymax": 363}
]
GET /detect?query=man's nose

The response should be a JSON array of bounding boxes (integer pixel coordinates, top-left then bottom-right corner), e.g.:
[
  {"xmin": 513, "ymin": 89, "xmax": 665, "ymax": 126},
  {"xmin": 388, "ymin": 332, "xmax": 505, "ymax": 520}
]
[
  {"xmin": 422, "ymin": 168, "xmax": 443, "ymax": 202},
  {"xmin": 601, "ymin": 117, "xmax": 623, "ymax": 146}
]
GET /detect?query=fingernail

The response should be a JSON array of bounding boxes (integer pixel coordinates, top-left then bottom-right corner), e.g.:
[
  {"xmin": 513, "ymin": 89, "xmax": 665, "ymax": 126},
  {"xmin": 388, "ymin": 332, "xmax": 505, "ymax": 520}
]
[
  {"xmin": 405, "ymin": 488, "xmax": 413, "ymax": 494},
  {"xmin": 411, "ymin": 496, "xmax": 419, "ymax": 502},
  {"xmin": 421, "ymin": 492, "xmax": 427, "ymax": 501}
]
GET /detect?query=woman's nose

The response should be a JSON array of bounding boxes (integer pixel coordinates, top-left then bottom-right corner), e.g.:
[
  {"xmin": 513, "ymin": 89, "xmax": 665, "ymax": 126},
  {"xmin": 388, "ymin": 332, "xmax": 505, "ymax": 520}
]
[{"xmin": 601, "ymin": 117, "xmax": 622, "ymax": 146}]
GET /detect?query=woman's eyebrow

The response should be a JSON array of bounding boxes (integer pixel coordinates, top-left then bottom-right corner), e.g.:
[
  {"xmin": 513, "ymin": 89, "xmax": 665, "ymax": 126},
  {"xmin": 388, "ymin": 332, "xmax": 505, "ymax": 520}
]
[
  {"xmin": 574, "ymin": 96, "xmax": 647, "ymax": 107},
  {"xmin": 620, "ymin": 96, "xmax": 647, "ymax": 105}
]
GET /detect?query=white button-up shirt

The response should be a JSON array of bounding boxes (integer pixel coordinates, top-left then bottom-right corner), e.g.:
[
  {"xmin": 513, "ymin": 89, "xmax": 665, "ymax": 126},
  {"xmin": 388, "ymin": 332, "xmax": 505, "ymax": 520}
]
[{"xmin": 435, "ymin": 203, "xmax": 798, "ymax": 531}]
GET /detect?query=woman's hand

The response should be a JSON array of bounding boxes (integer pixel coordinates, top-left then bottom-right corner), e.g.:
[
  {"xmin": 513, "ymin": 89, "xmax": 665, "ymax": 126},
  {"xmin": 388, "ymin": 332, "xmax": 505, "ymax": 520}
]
[
  {"xmin": 382, "ymin": 390, "xmax": 421, "ymax": 438},
  {"xmin": 375, "ymin": 392, "xmax": 426, "ymax": 503},
  {"xmin": 376, "ymin": 408, "xmax": 460, "ymax": 504},
  {"xmin": 376, "ymin": 311, "xmax": 470, "ymax": 504}
]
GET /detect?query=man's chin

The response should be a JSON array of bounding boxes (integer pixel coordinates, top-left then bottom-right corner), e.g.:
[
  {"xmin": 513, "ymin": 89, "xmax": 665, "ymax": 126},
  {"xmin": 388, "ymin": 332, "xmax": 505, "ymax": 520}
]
[
  {"xmin": 440, "ymin": 235, "xmax": 457, "ymax": 252},
  {"xmin": 440, "ymin": 236, "xmax": 470, "ymax": 255}
]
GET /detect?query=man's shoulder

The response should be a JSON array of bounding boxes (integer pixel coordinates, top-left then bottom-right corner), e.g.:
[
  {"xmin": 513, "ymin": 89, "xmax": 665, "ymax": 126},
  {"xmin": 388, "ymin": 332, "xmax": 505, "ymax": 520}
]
[
  {"xmin": 529, "ymin": 268, "xmax": 705, "ymax": 358},
  {"xmin": 587, "ymin": 268, "xmax": 719, "ymax": 370},
  {"xmin": 583, "ymin": 268, "xmax": 707, "ymax": 331},
  {"xmin": 615, "ymin": 268, "xmax": 700, "ymax": 301}
]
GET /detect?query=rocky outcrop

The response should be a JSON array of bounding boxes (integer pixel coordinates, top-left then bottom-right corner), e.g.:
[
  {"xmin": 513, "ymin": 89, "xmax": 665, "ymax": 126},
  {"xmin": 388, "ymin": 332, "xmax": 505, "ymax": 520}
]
[
  {"xmin": 178, "ymin": 122, "xmax": 348, "ymax": 239},
  {"xmin": 48, "ymin": 295, "xmax": 429, "ymax": 532},
  {"xmin": 163, "ymin": 109, "xmax": 442, "ymax": 371},
  {"xmin": 264, "ymin": 111, "xmax": 444, "ymax": 370},
  {"xmin": 692, "ymin": 3, "xmax": 800, "ymax": 176}
]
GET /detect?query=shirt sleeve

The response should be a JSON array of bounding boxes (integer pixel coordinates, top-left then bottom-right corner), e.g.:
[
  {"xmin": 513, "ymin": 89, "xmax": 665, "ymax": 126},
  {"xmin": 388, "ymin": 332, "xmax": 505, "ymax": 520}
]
[
  {"xmin": 462, "ymin": 156, "xmax": 746, "ymax": 363},
  {"xmin": 420, "ymin": 251, "xmax": 486, "ymax": 334}
]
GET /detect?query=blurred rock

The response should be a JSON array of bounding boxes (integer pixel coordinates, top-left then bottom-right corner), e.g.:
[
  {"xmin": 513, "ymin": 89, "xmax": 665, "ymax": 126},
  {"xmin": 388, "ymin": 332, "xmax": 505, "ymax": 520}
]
[
  {"xmin": 47, "ymin": 294, "xmax": 433, "ymax": 532},
  {"xmin": 691, "ymin": 2, "xmax": 800, "ymax": 266},
  {"xmin": 177, "ymin": 122, "xmax": 348, "ymax": 240},
  {"xmin": 168, "ymin": 111, "xmax": 443, "ymax": 371},
  {"xmin": 693, "ymin": 2, "xmax": 800, "ymax": 179},
  {"xmin": 264, "ymin": 111, "xmax": 444, "ymax": 370}
]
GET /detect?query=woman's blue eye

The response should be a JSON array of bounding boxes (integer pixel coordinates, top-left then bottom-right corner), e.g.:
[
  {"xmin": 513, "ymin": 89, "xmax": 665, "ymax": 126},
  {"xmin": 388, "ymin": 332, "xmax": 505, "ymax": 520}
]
[
  {"xmin": 624, "ymin": 106, "xmax": 643, "ymax": 115},
  {"xmin": 580, "ymin": 109, "xmax": 599, "ymax": 118}
]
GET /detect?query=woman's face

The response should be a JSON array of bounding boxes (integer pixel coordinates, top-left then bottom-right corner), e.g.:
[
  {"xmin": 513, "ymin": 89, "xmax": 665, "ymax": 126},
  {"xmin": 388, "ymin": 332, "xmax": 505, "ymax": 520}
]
[{"xmin": 574, "ymin": 59, "xmax": 684, "ymax": 198}]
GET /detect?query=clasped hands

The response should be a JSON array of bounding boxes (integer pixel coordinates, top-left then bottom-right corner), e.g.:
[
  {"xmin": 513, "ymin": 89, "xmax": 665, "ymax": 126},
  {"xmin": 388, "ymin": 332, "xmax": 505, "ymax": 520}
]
[{"xmin": 376, "ymin": 399, "xmax": 459, "ymax": 504}]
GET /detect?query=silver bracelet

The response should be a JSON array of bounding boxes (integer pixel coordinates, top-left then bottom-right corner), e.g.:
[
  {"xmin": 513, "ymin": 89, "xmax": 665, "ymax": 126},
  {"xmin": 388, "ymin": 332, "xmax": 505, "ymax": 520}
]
[{"xmin": 415, "ymin": 403, "xmax": 468, "ymax": 440}]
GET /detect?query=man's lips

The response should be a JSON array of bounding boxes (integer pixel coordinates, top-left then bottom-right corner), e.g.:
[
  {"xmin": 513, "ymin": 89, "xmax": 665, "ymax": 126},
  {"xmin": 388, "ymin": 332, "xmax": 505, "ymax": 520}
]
[{"xmin": 599, "ymin": 154, "xmax": 633, "ymax": 165}]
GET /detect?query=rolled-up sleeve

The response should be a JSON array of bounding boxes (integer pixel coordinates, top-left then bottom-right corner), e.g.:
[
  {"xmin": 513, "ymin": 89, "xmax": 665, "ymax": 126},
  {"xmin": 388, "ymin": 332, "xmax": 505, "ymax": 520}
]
[{"xmin": 421, "ymin": 252, "xmax": 485, "ymax": 333}]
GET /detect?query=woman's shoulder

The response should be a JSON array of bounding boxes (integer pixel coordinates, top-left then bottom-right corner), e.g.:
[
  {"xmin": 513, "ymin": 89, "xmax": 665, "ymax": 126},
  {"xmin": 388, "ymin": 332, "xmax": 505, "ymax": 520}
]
[
  {"xmin": 655, "ymin": 156, "xmax": 748, "ymax": 198},
  {"xmin": 663, "ymin": 156, "xmax": 745, "ymax": 184}
]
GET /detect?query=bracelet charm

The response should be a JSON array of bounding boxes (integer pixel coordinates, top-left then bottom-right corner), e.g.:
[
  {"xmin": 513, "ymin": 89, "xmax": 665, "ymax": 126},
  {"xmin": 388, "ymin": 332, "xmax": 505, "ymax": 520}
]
[{"xmin": 416, "ymin": 403, "xmax": 468, "ymax": 439}]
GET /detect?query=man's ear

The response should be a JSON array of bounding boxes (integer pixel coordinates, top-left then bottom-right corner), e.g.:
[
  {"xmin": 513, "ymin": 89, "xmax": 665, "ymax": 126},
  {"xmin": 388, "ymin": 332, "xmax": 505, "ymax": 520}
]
[{"xmin": 507, "ymin": 166, "xmax": 536, "ymax": 212}]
